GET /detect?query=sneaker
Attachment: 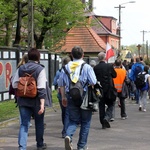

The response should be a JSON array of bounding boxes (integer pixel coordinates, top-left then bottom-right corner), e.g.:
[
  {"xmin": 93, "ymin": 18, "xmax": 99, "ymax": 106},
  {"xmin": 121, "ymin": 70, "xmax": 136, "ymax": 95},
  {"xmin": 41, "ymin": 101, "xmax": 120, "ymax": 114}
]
[
  {"xmin": 65, "ymin": 136, "xmax": 73, "ymax": 150},
  {"xmin": 143, "ymin": 109, "xmax": 146, "ymax": 112},
  {"xmin": 110, "ymin": 118, "xmax": 115, "ymax": 122},
  {"xmin": 121, "ymin": 116, "xmax": 128, "ymax": 120},
  {"xmin": 37, "ymin": 143, "xmax": 47, "ymax": 150},
  {"xmin": 139, "ymin": 106, "xmax": 142, "ymax": 111}
]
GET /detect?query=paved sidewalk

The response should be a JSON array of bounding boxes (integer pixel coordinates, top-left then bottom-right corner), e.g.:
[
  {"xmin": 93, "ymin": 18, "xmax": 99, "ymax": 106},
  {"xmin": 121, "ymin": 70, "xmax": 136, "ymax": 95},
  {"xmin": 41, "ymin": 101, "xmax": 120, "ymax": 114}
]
[{"xmin": 0, "ymin": 99, "xmax": 150, "ymax": 150}]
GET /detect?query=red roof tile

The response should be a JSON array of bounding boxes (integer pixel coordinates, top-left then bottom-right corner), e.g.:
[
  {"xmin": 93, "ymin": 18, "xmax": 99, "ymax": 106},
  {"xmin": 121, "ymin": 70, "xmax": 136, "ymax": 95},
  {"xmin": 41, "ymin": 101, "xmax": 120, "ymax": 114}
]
[{"xmin": 59, "ymin": 25, "xmax": 105, "ymax": 53}]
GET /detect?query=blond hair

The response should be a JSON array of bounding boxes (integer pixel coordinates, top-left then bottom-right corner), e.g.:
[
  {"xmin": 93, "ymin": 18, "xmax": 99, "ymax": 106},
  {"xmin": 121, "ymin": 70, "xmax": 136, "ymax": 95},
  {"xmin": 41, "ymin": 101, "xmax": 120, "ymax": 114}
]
[{"xmin": 17, "ymin": 54, "xmax": 28, "ymax": 68}]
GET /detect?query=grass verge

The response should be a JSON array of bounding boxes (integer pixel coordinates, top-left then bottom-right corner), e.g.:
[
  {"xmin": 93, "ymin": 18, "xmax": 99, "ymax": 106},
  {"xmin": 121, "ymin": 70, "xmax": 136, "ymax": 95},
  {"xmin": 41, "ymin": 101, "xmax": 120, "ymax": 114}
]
[{"xmin": 0, "ymin": 90, "xmax": 58, "ymax": 122}]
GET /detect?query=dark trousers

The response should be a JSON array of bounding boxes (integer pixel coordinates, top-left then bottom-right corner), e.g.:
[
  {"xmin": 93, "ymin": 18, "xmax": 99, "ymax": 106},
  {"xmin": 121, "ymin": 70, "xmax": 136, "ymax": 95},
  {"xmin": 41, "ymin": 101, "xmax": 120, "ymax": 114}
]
[
  {"xmin": 117, "ymin": 92, "xmax": 127, "ymax": 117},
  {"xmin": 98, "ymin": 96, "xmax": 113, "ymax": 125}
]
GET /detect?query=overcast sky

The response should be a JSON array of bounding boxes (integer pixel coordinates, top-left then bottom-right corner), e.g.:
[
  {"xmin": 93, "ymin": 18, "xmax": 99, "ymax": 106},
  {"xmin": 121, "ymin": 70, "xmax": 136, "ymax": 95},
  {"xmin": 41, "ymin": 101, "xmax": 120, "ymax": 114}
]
[{"xmin": 92, "ymin": 0, "xmax": 150, "ymax": 46}]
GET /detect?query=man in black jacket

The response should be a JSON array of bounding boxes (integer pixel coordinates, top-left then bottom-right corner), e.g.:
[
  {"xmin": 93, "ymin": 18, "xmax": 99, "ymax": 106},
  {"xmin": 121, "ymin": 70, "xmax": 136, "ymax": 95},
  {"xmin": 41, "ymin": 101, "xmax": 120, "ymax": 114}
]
[{"xmin": 94, "ymin": 52, "xmax": 117, "ymax": 129}]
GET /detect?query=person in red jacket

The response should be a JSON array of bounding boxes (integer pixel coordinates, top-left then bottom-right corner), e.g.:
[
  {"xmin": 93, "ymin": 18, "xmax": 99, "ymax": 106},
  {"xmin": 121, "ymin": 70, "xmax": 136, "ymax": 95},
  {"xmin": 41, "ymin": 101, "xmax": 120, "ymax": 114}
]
[{"xmin": 113, "ymin": 59, "xmax": 128, "ymax": 119}]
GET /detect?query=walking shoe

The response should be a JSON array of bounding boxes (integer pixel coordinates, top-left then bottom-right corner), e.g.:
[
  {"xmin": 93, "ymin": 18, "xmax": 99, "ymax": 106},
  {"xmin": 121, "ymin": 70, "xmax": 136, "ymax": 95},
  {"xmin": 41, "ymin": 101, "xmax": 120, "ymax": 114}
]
[
  {"xmin": 121, "ymin": 116, "xmax": 128, "ymax": 120},
  {"xmin": 65, "ymin": 136, "xmax": 73, "ymax": 150},
  {"xmin": 139, "ymin": 106, "xmax": 142, "ymax": 111},
  {"xmin": 143, "ymin": 109, "xmax": 146, "ymax": 112},
  {"xmin": 103, "ymin": 119, "xmax": 110, "ymax": 128},
  {"xmin": 110, "ymin": 118, "xmax": 115, "ymax": 122},
  {"xmin": 37, "ymin": 143, "xmax": 47, "ymax": 150}
]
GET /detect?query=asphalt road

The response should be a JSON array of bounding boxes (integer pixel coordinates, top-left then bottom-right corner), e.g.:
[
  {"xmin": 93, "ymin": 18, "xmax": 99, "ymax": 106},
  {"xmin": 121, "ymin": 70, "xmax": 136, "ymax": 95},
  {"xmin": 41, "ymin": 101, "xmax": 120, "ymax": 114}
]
[{"xmin": 0, "ymin": 98, "xmax": 150, "ymax": 150}]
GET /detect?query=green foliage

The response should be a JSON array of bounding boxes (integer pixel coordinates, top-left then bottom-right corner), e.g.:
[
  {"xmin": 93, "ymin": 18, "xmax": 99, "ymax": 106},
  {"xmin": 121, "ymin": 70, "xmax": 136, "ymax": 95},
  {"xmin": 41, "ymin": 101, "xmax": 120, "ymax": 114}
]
[
  {"xmin": 0, "ymin": 90, "xmax": 58, "ymax": 122},
  {"xmin": 144, "ymin": 59, "xmax": 150, "ymax": 65}
]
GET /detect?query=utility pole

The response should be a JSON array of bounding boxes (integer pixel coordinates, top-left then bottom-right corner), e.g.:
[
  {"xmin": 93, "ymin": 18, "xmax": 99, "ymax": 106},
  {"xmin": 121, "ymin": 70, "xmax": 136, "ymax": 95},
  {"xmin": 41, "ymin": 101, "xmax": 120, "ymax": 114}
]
[
  {"xmin": 140, "ymin": 30, "xmax": 149, "ymax": 57},
  {"xmin": 28, "ymin": 0, "xmax": 34, "ymax": 50},
  {"xmin": 114, "ymin": 5, "xmax": 125, "ymax": 50},
  {"xmin": 114, "ymin": 1, "xmax": 135, "ymax": 51}
]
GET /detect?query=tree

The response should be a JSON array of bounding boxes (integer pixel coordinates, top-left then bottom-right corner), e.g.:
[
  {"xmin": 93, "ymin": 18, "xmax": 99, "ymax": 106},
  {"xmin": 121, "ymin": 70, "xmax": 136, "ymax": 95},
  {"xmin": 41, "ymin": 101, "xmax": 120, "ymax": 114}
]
[
  {"xmin": 34, "ymin": 0, "xmax": 85, "ymax": 49},
  {"xmin": 0, "ymin": 0, "xmax": 17, "ymax": 46}
]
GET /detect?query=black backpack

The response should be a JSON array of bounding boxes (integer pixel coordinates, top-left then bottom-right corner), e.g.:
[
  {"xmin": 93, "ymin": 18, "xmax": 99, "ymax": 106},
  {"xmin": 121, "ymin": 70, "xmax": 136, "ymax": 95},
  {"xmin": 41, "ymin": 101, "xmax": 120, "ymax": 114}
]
[
  {"xmin": 63, "ymin": 63, "xmax": 86, "ymax": 106},
  {"xmin": 135, "ymin": 72, "xmax": 146, "ymax": 89}
]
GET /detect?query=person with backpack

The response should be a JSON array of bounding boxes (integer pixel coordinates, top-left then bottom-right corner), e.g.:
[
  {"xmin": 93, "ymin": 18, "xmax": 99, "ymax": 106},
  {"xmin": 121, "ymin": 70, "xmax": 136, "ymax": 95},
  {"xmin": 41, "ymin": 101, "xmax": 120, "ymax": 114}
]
[
  {"xmin": 12, "ymin": 48, "xmax": 47, "ymax": 150},
  {"xmin": 129, "ymin": 58, "xmax": 144, "ymax": 104},
  {"xmin": 53, "ymin": 56, "xmax": 71, "ymax": 138},
  {"xmin": 137, "ymin": 65, "xmax": 150, "ymax": 112},
  {"xmin": 59, "ymin": 46, "xmax": 97, "ymax": 150}
]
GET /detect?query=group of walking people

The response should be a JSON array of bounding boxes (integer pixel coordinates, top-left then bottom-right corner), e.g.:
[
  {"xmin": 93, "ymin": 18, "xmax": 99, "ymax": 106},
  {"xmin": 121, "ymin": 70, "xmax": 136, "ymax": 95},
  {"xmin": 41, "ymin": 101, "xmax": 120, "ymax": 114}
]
[{"xmin": 11, "ymin": 46, "xmax": 150, "ymax": 150}]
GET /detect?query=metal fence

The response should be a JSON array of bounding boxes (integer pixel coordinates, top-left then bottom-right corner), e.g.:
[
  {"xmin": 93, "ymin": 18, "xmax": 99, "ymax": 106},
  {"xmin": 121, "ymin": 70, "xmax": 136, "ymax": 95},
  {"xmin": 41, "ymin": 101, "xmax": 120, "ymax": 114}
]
[
  {"xmin": 0, "ymin": 47, "xmax": 60, "ymax": 102},
  {"xmin": 0, "ymin": 46, "xmax": 97, "ymax": 102}
]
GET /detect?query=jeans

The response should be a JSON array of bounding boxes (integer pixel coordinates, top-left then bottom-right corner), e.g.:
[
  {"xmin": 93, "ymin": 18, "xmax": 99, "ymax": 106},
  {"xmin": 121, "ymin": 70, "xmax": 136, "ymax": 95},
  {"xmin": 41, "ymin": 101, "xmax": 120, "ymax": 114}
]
[
  {"xmin": 139, "ymin": 90, "xmax": 147, "ymax": 109},
  {"xmin": 66, "ymin": 96, "xmax": 92, "ymax": 149},
  {"xmin": 18, "ymin": 106, "xmax": 45, "ymax": 150},
  {"xmin": 57, "ymin": 92, "xmax": 69, "ymax": 137},
  {"xmin": 135, "ymin": 88, "xmax": 140, "ymax": 104}
]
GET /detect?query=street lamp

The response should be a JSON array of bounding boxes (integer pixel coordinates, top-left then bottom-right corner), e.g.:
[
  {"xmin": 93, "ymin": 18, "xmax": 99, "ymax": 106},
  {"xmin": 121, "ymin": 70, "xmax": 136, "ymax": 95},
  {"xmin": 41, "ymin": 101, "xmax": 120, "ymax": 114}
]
[{"xmin": 115, "ymin": 1, "xmax": 135, "ymax": 50}]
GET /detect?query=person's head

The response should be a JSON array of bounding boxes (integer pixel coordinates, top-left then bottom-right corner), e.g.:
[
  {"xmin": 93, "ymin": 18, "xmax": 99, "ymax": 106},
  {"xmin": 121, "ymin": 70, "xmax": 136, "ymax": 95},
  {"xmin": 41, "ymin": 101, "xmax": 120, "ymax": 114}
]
[
  {"xmin": 114, "ymin": 59, "xmax": 122, "ymax": 67},
  {"xmin": 71, "ymin": 46, "xmax": 84, "ymax": 59},
  {"xmin": 131, "ymin": 58, "xmax": 134, "ymax": 63},
  {"xmin": 140, "ymin": 56, "xmax": 143, "ymax": 61},
  {"xmin": 62, "ymin": 56, "xmax": 71, "ymax": 66},
  {"xmin": 97, "ymin": 52, "xmax": 105, "ymax": 61},
  {"xmin": 136, "ymin": 57, "xmax": 140, "ymax": 62},
  {"xmin": 90, "ymin": 60, "xmax": 96, "ymax": 68},
  {"xmin": 144, "ymin": 65, "xmax": 149, "ymax": 73},
  {"xmin": 17, "ymin": 54, "xmax": 28, "ymax": 68},
  {"xmin": 28, "ymin": 48, "xmax": 40, "ymax": 62}
]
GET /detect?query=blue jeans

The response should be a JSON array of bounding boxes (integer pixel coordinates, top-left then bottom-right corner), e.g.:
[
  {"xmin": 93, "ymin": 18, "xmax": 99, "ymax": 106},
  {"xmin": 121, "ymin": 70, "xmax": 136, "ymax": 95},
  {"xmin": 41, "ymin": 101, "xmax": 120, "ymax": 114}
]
[
  {"xmin": 57, "ymin": 92, "xmax": 69, "ymax": 137},
  {"xmin": 66, "ymin": 97, "xmax": 92, "ymax": 149},
  {"xmin": 18, "ymin": 106, "xmax": 45, "ymax": 150},
  {"xmin": 135, "ymin": 88, "xmax": 140, "ymax": 104}
]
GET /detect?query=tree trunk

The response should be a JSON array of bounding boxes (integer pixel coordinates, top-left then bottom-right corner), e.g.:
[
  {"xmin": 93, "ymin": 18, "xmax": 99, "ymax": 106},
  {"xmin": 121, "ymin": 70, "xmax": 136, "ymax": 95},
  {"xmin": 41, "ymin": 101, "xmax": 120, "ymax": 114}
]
[{"xmin": 13, "ymin": 1, "xmax": 22, "ymax": 45}]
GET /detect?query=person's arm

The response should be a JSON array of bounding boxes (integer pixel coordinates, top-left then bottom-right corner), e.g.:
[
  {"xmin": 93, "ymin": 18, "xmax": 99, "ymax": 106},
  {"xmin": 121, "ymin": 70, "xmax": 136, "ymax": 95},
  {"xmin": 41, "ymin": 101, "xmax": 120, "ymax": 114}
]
[
  {"xmin": 37, "ymin": 68, "xmax": 47, "ymax": 114},
  {"xmin": 58, "ymin": 72, "xmax": 68, "ymax": 107}
]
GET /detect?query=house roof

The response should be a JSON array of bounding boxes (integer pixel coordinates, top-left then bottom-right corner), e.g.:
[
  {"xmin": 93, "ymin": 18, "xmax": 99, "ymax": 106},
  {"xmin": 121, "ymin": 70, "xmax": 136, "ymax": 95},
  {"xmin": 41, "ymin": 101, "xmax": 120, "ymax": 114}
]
[
  {"xmin": 91, "ymin": 15, "xmax": 118, "ymax": 37},
  {"xmin": 59, "ymin": 25, "xmax": 105, "ymax": 53}
]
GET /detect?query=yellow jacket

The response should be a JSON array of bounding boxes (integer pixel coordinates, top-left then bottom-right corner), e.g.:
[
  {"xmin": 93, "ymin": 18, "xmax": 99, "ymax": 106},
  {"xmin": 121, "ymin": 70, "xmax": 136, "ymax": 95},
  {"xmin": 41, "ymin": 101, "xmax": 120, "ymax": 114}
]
[{"xmin": 113, "ymin": 68, "xmax": 126, "ymax": 92}]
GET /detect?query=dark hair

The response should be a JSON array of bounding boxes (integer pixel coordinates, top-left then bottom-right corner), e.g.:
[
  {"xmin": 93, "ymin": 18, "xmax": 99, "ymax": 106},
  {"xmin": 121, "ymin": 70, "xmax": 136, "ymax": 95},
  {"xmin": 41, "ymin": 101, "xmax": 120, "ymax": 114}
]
[
  {"xmin": 62, "ymin": 56, "xmax": 71, "ymax": 66},
  {"xmin": 136, "ymin": 58, "xmax": 140, "ymax": 62},
  {"xmin": 71, "ymin": 46, "xmax": 83, "ymax": 59},
  {"xmin": 115, "ymin": 59, "xmax": 122, "ymax": 66},
  {"xmin": 140, "ymin": 56, "xmax": 143, "ymax": 61},
  {"xmin": 28, "ymin": 48, "xmax": 40, "ymax": 62},
  {"xmin": 144, "ymin": 65, "xmax": 149, "ymax": 73}
]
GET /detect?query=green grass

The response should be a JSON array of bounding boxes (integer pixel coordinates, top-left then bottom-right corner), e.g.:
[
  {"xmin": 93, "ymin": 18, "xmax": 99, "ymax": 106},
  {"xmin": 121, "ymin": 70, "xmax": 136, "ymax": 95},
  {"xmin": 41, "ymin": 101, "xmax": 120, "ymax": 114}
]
[{"xmin": 0, "ymin": 90, "xmax": 58, "ymax": 122}]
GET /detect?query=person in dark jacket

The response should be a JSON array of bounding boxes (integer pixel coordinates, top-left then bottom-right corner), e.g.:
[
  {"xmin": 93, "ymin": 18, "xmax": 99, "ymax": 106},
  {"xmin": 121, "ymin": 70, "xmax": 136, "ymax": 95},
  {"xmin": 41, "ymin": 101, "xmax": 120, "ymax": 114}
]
[
  {"xmin": 94, "ymin": 52, "xmax": 117, "ymax": 129},
  {"xmin": 12, "ymin": 48, "xmax": 47, "ymax": 150}
]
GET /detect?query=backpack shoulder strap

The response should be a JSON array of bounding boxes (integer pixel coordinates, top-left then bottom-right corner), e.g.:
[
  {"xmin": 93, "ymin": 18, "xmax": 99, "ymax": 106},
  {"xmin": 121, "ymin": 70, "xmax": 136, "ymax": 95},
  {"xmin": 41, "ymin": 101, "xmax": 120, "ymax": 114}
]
[
  {"xmin": 79, "ymin": 62, "xmax": 86, "ymax": 75},
  {"xmin": 62, "ymin": 66, "xmax": 71, "ymax": 80}
]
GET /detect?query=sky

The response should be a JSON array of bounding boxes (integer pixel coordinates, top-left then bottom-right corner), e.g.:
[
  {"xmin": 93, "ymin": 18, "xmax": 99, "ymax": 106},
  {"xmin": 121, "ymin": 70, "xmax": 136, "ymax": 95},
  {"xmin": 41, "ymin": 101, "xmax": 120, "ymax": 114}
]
[{"xmin": 92, "ymin": 0, "xmax": 150, "ymax": 46}]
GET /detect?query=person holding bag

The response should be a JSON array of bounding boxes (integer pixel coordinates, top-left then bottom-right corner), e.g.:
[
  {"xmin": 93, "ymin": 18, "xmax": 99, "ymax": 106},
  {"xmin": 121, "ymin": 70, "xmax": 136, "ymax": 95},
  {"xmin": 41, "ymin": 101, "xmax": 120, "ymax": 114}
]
[
  {"xmin": 113, "ymin": 59, "xmax": 128, "ymax": 120},
  {"xmin": 94, "ymin": 52, "xmax": 117, "ymax": 129}
]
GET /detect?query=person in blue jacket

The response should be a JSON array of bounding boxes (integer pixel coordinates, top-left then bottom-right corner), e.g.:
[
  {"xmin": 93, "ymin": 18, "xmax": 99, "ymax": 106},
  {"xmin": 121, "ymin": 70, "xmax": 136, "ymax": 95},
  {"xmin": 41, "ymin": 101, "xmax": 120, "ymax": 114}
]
[
  {"xmin": 129, "ymin": 57, "xmax": 144, "ymax": 104},
  {"xmin": 53, "ymin": 56, "xmax": 71, "ymax": 138}
]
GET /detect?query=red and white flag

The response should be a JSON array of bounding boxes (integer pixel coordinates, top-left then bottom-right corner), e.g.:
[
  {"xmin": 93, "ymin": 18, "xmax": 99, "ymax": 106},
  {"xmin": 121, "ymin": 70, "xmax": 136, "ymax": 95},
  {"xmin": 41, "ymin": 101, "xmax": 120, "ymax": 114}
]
[{"xmin": 105, "ymin": 42, "xmax": 114, "ymax": 61}]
